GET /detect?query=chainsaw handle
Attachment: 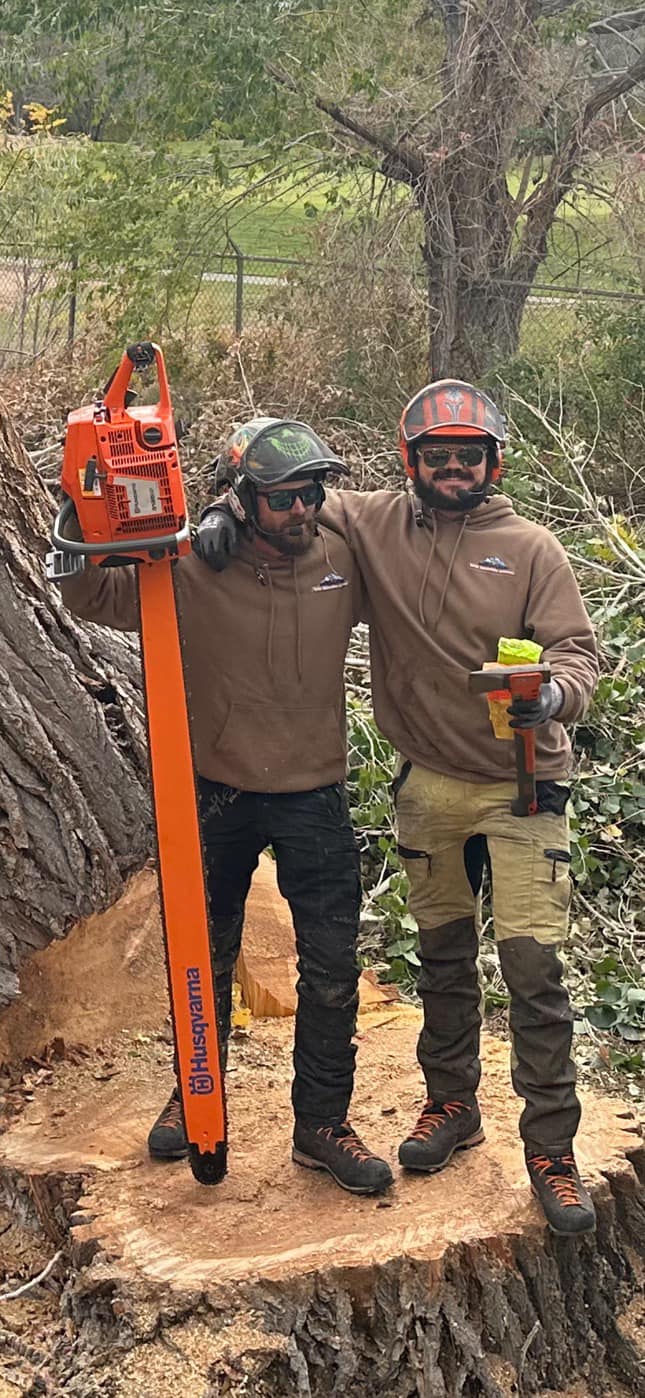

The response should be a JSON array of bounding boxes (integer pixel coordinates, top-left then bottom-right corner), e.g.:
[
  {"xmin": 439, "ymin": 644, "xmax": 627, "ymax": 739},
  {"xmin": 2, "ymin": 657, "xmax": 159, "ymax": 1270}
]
[
  {"xmin": 102, "ymin": 341, "xmax": 171, "ymax": 418},
  {"xmin": 52, "ymin": 496, "xmax": 190, "ymax": 557}
]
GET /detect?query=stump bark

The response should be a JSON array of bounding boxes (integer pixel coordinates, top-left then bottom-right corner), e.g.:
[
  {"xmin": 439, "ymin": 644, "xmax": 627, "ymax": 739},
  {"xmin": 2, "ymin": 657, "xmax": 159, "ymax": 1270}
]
[{"xmin": 0, "ymin": 400, "xmax": 150, "ymax": 1006}]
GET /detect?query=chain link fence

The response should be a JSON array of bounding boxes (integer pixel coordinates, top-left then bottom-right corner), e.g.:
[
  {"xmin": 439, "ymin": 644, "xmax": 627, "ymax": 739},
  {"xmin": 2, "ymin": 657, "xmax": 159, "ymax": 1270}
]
[
  {"xmin": 0, "ymin": 244, "xmax": 643, "ymax": 369},
  {"xmin": 0, "ymin": 247, "xmax": 298, "ymax": 367},
  {"xmin": 0, "ymin": 248, "xmax": 77, "ymax": 365},
  {"xmin": 520, "ymin": 282, "xmax": 645, "ymax": 360}
]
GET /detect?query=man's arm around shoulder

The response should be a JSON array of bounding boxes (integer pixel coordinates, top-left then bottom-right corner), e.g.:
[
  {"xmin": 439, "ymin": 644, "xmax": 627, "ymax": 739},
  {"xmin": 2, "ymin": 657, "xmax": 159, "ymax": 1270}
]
[{"xmin": 319, "ymin": 486, "xmax": 400, "ymax": 545}]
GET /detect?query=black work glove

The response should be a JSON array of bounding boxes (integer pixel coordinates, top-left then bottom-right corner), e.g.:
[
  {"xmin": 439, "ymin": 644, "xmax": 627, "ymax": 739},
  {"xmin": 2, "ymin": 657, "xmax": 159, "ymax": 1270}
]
[
  {"xmin": 508, "ymin": 679, "xmax": 564, "ymax": 729},
  {"xmin": 192, "ymin": 502, "xmax": 240, "ymax": 572}
]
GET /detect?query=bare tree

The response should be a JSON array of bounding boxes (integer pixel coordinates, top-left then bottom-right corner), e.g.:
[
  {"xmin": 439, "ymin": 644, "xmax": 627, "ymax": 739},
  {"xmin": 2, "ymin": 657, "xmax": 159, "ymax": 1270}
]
[{"xmin": 270, "ymin": 0, "xmax": 645, "ymax": 377}]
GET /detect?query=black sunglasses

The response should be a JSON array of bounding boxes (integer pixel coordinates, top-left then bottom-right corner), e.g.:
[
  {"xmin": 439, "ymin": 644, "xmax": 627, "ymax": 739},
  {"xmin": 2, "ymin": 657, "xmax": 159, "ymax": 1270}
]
[
  {"xmin": 418, "ymin": 445, "xmax": 487, "ymax": 469},
  {"xmin": 257, "ymin": 481, "xmax": 325, "ymax": 512}
]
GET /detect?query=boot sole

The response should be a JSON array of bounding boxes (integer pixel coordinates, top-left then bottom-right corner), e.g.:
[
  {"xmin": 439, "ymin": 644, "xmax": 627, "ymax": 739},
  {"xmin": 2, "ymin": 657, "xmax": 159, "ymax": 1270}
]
[
  {"xmin": 292, "ymin": 1147, "xmax": 393, "ymax": 1195},
  {"xmin": 399, "ymin": 1128, "xmax": 485, "ymax": 1173},
  {"xmin": 529, "ymin": 1185, "xmax": 596, "ymax": 1235},
  {"xmin": 148, "ymin": 1145, "xmax": 189, "ymax": 1161}
]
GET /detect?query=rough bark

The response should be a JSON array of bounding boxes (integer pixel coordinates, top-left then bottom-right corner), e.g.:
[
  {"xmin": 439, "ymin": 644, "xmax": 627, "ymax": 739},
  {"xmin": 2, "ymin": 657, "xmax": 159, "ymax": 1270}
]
[{"xmin": 0, "ymin": 398, "xmax": 151, "ymax": 1006}]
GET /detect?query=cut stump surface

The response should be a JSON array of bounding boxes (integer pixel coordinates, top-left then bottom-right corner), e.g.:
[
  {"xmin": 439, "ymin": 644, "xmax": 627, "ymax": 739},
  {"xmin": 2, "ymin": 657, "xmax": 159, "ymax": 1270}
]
[
  {"xmin": 1, "ymin": 1016, "xmax": 645, "ymax": 1397},
  {"xmin": 1, "ymin": 870, "xmax": 645, "ymax": 1396}
]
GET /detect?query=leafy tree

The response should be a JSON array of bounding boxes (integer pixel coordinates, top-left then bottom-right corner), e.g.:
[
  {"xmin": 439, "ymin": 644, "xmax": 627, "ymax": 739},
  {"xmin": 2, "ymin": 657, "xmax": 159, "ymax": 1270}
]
[
  {"xmin": 2, "ymin": 0, "xmax": 644, "ymax": 375},
  {"xmin": 0, "ymin": 0, "xmax": 284, "ymax": 141},
  {"xmin": 251, "ymin": 0, "xmax": 645, "ymax": 376}
]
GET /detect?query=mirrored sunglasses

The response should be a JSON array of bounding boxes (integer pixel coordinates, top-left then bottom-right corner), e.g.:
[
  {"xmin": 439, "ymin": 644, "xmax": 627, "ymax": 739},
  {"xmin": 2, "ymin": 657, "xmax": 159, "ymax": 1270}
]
[
  {"xmin": 258, "ymin": 481, "xmax": 325, "ymax": 512},
  {"xmin": 418, "ymin": 445, "xmax": 487, "ymax": 469}
]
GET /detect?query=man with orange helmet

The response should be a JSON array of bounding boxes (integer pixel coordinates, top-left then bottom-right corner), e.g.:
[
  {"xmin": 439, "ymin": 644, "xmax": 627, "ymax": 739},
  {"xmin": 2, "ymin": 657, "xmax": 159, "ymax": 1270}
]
[{"xmin": 197, "ymin": 381, "xmax": 599, "ymax": 1235}]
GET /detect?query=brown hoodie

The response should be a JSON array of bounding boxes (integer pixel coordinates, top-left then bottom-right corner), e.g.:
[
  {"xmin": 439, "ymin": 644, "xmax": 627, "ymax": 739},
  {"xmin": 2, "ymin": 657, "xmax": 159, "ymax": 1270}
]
[
  {"xmin": 60, "ymin": 530, "xmax": 360, "ymax": 792},
  {"xmin": 320, "ymin": 488, "xmax": 598, "ymax": 784}
]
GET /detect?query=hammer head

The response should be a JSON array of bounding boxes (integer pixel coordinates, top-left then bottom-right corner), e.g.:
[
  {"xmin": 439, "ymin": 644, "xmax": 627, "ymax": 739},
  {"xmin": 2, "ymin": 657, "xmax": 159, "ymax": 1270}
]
[{"xmin": 468, "ymin": 662, "xmax": 551, "ymax": 696}]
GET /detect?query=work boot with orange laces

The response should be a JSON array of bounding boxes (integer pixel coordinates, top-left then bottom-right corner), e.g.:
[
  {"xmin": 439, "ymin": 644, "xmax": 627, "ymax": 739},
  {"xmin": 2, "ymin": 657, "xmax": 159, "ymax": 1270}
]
[
  {"xmin": 293, "ymin": 1119, "xmax": 393, "ymax": 1194},
  {"xmin": 147, "ymin": 1087, "xmax": 188, "ymax": 1160},
  {"xmin": 525, "ymin": 1150, "xmax": 596, "ymax": 1235},
  {"xmin": 398, "ymin": 1098, "xmax": 484, "ymax": 1171}
]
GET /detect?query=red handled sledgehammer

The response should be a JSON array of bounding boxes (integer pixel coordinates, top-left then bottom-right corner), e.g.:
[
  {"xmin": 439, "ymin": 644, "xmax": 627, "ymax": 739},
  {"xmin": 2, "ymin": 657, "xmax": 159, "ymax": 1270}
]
[{"xmin": 468, "ymin": 663, "xmax": 551, "ymax": 816}]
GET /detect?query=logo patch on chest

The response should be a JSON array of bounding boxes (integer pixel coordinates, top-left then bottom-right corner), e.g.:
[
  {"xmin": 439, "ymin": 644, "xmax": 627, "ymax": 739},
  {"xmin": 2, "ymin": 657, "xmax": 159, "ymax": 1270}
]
[
  {"xmin": 469, "ymin": 555, "xmax": 515, "ymax": 575},
  {"xmin": 312, "ymin": 570, "xmax": 349, "ymax": 592}
]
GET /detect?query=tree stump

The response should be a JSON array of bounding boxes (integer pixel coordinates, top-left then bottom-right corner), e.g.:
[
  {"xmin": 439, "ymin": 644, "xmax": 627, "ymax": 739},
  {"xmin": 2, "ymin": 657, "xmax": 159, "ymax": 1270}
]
[
  {"xmin": 236, "ymin": 854, "xmax": 400, "ymax": 1017},
  {"xmin": 0, "ymin": 401, "xmax": 151, "ymax": 1006},
  {"xmin": 0, "ymin": 874, "xmax": 644, "ymax": 1398}
]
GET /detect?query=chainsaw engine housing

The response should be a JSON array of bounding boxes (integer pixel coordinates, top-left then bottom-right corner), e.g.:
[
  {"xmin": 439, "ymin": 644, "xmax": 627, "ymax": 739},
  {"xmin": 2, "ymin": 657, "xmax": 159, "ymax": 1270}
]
[{"xmin": 58, "ymin": 342, "xmax": 189, "ymax": 565}]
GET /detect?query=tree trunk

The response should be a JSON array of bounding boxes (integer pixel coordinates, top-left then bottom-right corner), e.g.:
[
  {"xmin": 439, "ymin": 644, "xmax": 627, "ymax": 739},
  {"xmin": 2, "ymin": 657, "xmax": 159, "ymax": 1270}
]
[
  {"xmin": 422, "ymin": 198, "xmax": 532, "ymax": 380},
  {"xmin": 450, "ymin": 278, "xmax": 529, "ymax": 380},
  {"xmin": 0, "ymin": 399, "xmax": 151, "ymax": 1007}
]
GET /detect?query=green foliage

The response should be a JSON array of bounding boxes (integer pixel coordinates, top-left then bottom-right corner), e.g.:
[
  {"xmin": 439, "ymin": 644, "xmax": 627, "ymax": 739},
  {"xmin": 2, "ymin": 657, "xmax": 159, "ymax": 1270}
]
[
  {"xmin": 0, "ymin": 0, "xmax": 347, "ymax": 145},
  {"xmin": 0, "ymin": 134, "xmax": 236, "ymax": 349},
  {"xmin": 383, "ymin": 929, "xmax": 420, "ymax": 991},
  {"xmin": 500, "ymin": 453, "xmax": 645, "ymax": 929},
  {"xmin": 585, "ymin": 954, "xmax": 645, "ymax": 1046},
  {"xmin": 499, "ymin": 300, "xmax": 645, "ymax": 492},
  {"xmin": 346, "ymin": 697, "xmax": 416, "ymax": 978},
  {"xmin": 569, "ymin": 616, "xmax": 645, "ymax": 898},
  {"xmin": 538, "ymin": 2, "xmax": 602, "ymax": 42},
  {"xmin": 346, "ymin": 695, "xmax": 396, "ymax": 830},
  {"xmin": 3, "ymin": 0, "xmax": 643, "ymax": 390}
]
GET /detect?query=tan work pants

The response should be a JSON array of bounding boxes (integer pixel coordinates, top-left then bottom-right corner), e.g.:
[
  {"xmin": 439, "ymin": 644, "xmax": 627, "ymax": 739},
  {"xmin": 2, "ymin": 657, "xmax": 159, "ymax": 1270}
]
[{"xmin": 395, "ymin": 764, "xmax": 580, "ymax": 1154}]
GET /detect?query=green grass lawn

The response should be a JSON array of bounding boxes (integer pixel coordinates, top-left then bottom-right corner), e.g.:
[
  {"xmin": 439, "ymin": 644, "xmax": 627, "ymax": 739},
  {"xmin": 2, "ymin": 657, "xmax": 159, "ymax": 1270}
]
[
  {"xmin": 1, "ymin": 138, "xmax": 640, "ymax": 361},
  {"xmin": 5, "ymin": 135, "xmax": 640, "ymax": 288},
  {"xmin": 213, "ymin": 150, "xmax": 640, "ymax": 286},
  {"xmin": 202, "ymin": 168, "xmax": 377, "ymax": 262},
  {"xmin": 226, "ymin": 193, "xmax": 637, "ymax": 293}
]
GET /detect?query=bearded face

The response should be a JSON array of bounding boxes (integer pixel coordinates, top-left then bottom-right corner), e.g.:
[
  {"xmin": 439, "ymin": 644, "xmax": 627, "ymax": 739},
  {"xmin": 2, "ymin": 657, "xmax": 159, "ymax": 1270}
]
[
  {"xmin": 414, "ymin": 438, "xmax": 492, "ymax": 513},
  {"xmin": 253, "ymin": 478, "xmax": 321, "ymax": 555}
]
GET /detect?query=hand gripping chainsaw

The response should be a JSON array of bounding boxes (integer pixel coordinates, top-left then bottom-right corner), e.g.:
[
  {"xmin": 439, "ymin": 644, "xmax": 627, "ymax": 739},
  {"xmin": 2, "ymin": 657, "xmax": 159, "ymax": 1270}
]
[{"xmin": 47, "ymin": 341, "xmax": 226, "ymax": 1185}]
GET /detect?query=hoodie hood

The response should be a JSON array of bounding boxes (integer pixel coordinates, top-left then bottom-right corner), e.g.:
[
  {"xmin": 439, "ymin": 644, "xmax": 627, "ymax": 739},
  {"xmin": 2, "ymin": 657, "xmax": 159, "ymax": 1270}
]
[{"xmin": 412, "ymin": 490, "xmax": 516, "ymax": 530}]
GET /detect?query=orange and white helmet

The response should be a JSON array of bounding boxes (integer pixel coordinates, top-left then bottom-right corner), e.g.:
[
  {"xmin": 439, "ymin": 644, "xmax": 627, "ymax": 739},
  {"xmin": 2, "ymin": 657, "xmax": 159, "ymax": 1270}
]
[{"xmin": 399, "ymin": 380, "xmax": 506, "ymax": 482}]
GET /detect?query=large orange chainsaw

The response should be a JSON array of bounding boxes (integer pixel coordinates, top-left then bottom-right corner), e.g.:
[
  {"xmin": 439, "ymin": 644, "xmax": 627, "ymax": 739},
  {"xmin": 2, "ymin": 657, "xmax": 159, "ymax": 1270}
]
[{"xmin": 47, "ymin": 341, "xmax": 226, "ymax": 1185}]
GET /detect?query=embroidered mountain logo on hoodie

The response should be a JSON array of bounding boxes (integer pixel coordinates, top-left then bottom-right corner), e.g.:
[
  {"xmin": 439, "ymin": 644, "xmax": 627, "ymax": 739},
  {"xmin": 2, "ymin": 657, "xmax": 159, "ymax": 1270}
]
[
  {"xmin": 469, "ymin": 556, "xmax": 515, "ymax": 574},
  {"xmin": 312, "ymin": 570, "xmax": 349, "ymax": 592}
]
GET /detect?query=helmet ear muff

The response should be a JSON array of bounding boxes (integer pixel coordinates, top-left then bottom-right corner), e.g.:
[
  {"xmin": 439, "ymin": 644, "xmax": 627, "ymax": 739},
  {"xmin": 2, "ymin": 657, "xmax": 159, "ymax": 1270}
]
[
  {"xmin": 402, "ymin": 440, "xmax": 417, "ymax": 480},
  {"xmin": 489, "ymin": 442, "xmax": 503, "ymax": 483}
]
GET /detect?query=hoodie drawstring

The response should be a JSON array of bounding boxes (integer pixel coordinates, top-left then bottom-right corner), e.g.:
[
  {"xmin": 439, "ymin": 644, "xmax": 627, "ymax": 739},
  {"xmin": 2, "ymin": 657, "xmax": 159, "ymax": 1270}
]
[
  {"xmin": 418, "ymin": 514, "xmax": 438, "ymax": 627},
  {"xmin": 294, "ymin": 558, "xmax": 303, "ymax": 682},
  {"xmin": 435, "ymin": 516, "xmax": 468, "ymax": 625},
  {"xmin": 418, "ymin": 514, "xmax": 468, "ymax": 628},
  {"xmin": 264, "ymin": 565, "xmax": 276, "ymax": 676},
  {"xmin": 259, "ymin": 557, "xmax": 303, "ymax": 682}
]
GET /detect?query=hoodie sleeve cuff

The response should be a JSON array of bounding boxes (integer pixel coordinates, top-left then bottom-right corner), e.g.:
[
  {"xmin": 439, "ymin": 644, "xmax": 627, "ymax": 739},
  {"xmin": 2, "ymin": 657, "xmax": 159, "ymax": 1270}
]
[{"xmin": 551, "ymin": 676, "xmax": 584, "ymax": 725}]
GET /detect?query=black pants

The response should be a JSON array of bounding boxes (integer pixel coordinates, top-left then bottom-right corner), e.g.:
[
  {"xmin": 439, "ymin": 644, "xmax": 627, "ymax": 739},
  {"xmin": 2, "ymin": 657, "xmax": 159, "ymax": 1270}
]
[{"xmin": 197, "ymin": 778, "xmax": 362, "ymax": 1124}]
